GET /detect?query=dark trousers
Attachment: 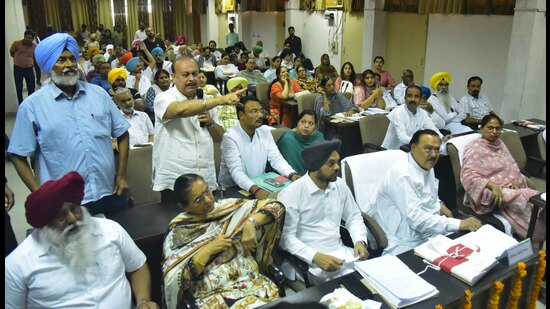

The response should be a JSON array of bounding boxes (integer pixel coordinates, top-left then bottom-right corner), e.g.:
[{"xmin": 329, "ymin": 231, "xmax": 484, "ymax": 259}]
[
  {"xmin": 83, "ymin": 193, "xmax": 130, "ymax": 216},
  {"xmin": 5, "ymin": 212, "xmax": 18, "ymax": 257},
  {"xmin": 34, "ymin": 55, "xmax": 42, "ymax": 83},
  {"xmin": 14, "ymin": 65, "xmax": 36, "ymax": 104}
]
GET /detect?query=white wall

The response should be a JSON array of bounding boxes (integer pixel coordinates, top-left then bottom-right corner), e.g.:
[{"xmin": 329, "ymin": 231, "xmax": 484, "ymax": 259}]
[
  {"xmin": 424, "ymin": 14, "xmax": 513, "ymax": 117},
  {"xmin": 240, "ymin": 11, "xmax": 285, "ymax": 60}
]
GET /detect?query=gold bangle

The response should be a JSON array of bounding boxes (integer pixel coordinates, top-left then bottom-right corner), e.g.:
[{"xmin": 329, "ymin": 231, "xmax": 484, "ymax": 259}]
[{"xmin": 137, "ymin": 299, "xmax": 151, "ymax": 307}]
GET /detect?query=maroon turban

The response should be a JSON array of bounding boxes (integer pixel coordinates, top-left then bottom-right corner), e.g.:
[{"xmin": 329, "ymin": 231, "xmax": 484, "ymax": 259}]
[{"xmin": 25, "ymin": 171, "xmax": 85, "ymax": 228}]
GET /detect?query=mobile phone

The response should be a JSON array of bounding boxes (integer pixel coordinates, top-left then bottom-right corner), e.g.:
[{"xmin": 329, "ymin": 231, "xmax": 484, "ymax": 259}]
[
  {"xmin": 264, "ymin": 177, "xmax": 286, "ymax": 188},
  {"xmin": 340, "ymin": 279, "xmax": 373, "ymax": 300}
]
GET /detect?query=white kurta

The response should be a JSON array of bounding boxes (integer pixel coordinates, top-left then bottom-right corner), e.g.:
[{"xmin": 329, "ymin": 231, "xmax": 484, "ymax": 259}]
[
  {"xmin": 218, "ymin": 123, "xmax": 295, "ymax": 191},
  {"xmin": 153, "ymin": 87, "xmax": 220, "ymax": 191},
  {"xmin": 121, "ymin": 110, "xmax": 154, "ymax": 146},
  {"xmin": 373, "ymin": 153, "xmax": 461, "ymax": 256},
  {"xmin": 5, "ymin": 218, "xmax": 146, "ymax": 309},
  {"xmin": 382, "ymin": 105, "xmax": 442, "ymax": 150},
  {"xmin": 278, "ymin": 175, "xmax": 368, "ymax": 284},
  {"xmin": 392, "ymin": 82, "xmax": 408, "ymax": 106},
  {"xmin": 427, "ymin": 94, "xmax": 472, "ymax": 134}
]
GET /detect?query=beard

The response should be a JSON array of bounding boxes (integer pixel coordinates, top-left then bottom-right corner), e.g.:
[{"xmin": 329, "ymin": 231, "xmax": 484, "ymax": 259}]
[
  {"xmin": 42, "ymin": 208, "xmax": 97, "ymax": 277},
  {"xmin": 436, "ymin": 90, "xmax": 452, "ymax": 112},
  {"xmin": 51, "ymin": 67, "xmax": 81, "ymax": 87}
]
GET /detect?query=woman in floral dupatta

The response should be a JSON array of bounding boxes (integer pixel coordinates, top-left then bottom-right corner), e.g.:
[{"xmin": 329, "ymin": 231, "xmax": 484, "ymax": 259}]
[
  {"xmin": 461, "ymin": 114, "xmax": 546, "ymax": 243},
  {"xmin": 162, "ymin": 174, "xmax": 284, "ymax": 308}
]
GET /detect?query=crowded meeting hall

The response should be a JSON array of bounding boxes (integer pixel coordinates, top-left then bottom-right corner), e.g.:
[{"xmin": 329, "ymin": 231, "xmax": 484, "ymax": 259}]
[{"xmin": 5, "ymin": 0, "xmax": 546, "ymax": 308}]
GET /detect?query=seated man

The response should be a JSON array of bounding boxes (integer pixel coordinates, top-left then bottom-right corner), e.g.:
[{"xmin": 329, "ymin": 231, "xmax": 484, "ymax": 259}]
[
  {"xmin": 217, "ymin": 77, "xmax": 246, "ymax": 130},
  {"xmin": 276, "ymin": 110, "xmax": 325, "ymax": 175},
  {"xmin": 279, "ymin": 140, "xmax": 369, "ymax": 285},
  {"xmin": 113, "ymin": 87, "xmax": 154, "ymax": 146},
  {"xmin": 419, "ymin": 86, "xmax": 446, "ymax": 132},
  {"xmin": 162, "ymin": 173, "xmax": 284, "ymax": 308},
  {"xmin": 236, "ymin": 57, "xmax": 268, "ymax": 85},
  {"xmin": 108, "ymin": 67, "xmax": 145, "ymax": 111},
  {"xmin": 89, "ymin": 60, "xmax": 112, "ymax": 92},
  {"xmin": 392, "ymin": 69, "xmax": 414, "ymax": 106},
  {"xmin": 428, "ymin": 72, "xmax": 472, "ymax": 135},
  {"xmin": 218, "ymin": 95, "xmax": 300, "ymax": 199},
  {"xmin": 372, "ymin": 129, "xmax": 481, "ymax": 256},
  {"xmin": 5, "ymin": 171, "xmax": 158, "ymax": 309},
  {"xmin": 382, "ymin": 85, "xmax": 449, "ymax": 150},
  {"xmin": 459, "ymin": 76, "xmax": 495, "ymax": 129}
]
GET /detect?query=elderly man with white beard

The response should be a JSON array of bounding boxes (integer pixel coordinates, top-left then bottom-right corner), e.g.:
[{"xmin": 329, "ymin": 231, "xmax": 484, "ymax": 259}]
[
  {"xmin": 5, "ymin": 171, "xmax": 159, "ymax": 309},
  {"xmin": 427, "ymin": 72, "xmax": 473, "ymax": 135}
]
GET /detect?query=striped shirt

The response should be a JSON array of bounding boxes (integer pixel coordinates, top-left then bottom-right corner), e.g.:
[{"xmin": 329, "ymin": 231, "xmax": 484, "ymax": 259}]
[{"xmin": 459, "ymin": 93, "xmax": 493, "ymax": 120}]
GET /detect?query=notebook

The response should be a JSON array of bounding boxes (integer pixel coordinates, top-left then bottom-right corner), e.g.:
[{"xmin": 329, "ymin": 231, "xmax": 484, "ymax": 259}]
[{"xmin": 250, "ymin": 172, "xmax": 291, "ymax": 193}]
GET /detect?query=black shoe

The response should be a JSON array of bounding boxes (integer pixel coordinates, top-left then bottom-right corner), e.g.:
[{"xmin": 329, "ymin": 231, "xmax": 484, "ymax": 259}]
[{"xmin": 36, "ymin": 81, "xmax": 42, "ymax": 87}]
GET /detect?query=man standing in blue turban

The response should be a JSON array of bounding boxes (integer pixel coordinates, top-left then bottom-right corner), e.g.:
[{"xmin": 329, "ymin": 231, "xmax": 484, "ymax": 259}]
[{"xmin": 7, "ymin": 33, "xmax": 132, "ymax": 215}]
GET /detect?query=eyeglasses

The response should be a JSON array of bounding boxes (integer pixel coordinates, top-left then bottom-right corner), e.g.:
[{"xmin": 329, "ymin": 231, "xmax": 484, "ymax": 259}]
[
  {"xmin": 193, "ymin": 188, "xmax": 212, "ymax": 205},
  {"xmin": 249, "ymin": 109, "xmax": 267, "ymax": 116},
  {"xmin": 422, "ymin": 147, "xmax": 441, "ymax": 155},
  {"xmin": 485, "ymin": 126, "xmax": 502, "ymax": 132}
]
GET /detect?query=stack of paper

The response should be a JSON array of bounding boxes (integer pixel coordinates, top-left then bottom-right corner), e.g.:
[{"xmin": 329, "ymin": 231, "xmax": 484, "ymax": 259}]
[
  {"xmin": 354, "ymin": 255, "xmax": 439, "ymax": 308},
  {"xmin": 414, "ymin": 225, "xmax": 517, "ymax": 285},
  {"xmin": 364, "ymin": 108, "xmax": 389, "ymax": 115}
]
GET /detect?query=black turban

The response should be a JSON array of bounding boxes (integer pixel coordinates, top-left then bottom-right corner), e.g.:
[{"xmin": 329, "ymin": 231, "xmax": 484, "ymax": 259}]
[{"xmin": 302, "ymin": 140, "xmax": 342, "ymax": 172}]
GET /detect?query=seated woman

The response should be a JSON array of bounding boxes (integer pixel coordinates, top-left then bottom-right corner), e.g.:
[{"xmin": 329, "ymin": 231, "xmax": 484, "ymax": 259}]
[
  {"xmin": 276, "ymin": 110, "xmax": 324, "ymax": 175},
  {"xmin": 371, "ymin": 56, "xmax": 397, "ymax": 89},
  {"xmin": 268, "ymin": 66, "xmax": 302, "ymax": 127},
  {"xmin": 144, "ymin": 69, "xmax": 171, "ymax": 124},
  {"xmin": 335, "ymin": 62, "xmax": 360, "ymax": 93},
  {"xmin": 294, "ymin": 65, "xmax": 318, "ymax": 93},
  {"xmin": 314, "ymin": 77, "xmax": 359, "ymax": 135},
  {"xmin": 353, "ymin": 69, "xmax": 386, "ymax": 110},
  {"xmin": 162, "ymin": 174, "xmax": 285, "ymax": 309},
  {"xmin": 289, "ymin": 55, "xmax": 312, "ymax": 79},
  {"xmin": 314, "ymin": 53, "xmax": 338, "ymax": 81},
  {"xmin": 263, "ymin": 56, "xmax": 281, "ymax": 83},
  {"xmin": 461, "ymin": 114, "xmax": 545, "ymax": 244}
]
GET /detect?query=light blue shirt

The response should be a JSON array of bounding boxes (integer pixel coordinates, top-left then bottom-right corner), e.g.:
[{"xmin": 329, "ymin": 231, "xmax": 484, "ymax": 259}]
[{"xmin": 8, "ymin": 81, "xmax": 130, "ymax": 204}]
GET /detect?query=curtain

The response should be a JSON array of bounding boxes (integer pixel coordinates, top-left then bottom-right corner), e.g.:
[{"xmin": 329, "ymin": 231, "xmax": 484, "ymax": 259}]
[
  {"xmin": 71, "ymin": 0, "xmax": 90, "ymax": 35},
  {"xmin": 299, "ymin": 0, "xmax": 363, "ymax": 12},
  {"xmin": 173, "ymin": 0, "xmax": 189, "ymax": 42},
  {"xmin": 127, "ymin": 0, "xmax": 140, "ymax": 46},
  {"xmin": 113, "ymin": 0, "xmax": 129, "ymax": 48},
  {"xmin": 26, "ymin": 0, "xmax": 47, "ymax": 39},
  {"xmin": 151, "ymin": 0, "xmax": 165, "ymax": 40},
  {"xmin": 243, "ymin": 0, "xmax": 285, "ymax": 11},
  {"xmin": 97, "ymin": 0, "xmax": 114, "ymax": 32},
  {"xmin": 44, "ymin": 0, "xmax": 62, "ymax": 31},
  {"xmin": 138, "ymin": 0, "xmax": 149, "ymax": 26}
]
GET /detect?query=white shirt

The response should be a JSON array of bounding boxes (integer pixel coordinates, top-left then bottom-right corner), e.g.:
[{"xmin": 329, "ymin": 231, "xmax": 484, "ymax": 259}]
[
  {"xmin": 134, "ymin": 29, "xmax": 147, "ymax": 41},
  {"xmin": 143, "ymin": 61, "xmax": 173, "ymax": 82},
  {"xmin": 392, "ymin": 82, "xmax": 408, "ymax": 106},
  {"xmin": 279, "ymin": 175, "xmax": 368, "ymax": 281},
  {"xmin": 5, "ymin": 218, "xmax": 146, "ymax": 309},
  {"xmin": 153, "ymin": 87, "xmax": 220, "ymax": 191},
  {"xmin": 126, "ymin": 73, "xmax": 152, "ymax": 97},
  {"xmin": 382, "ymin": 105, "xmax": 442, "ymax": 150},
  {"xmin": 459, "ymin": 93, "xmax": 493, "ymax": 120},
  {"xmin": 383, "ymin": 88, "xmax": 398, "ymax": 110},
  {"xmin": 218, "ymin": 123, "xmax": 295, "ymax": 191},
  {"xmin": 214, "ymin": 64, "xmax": 238, "ymax": 80},
  {"xmin": 427, "ymin": 94, "xmax": 472, "ymax": 135},
  {"xmin": 121, "ymin": 110, "xmax": 154, "ymax": 146},
  {"xmin": 373, "ymin": 153, "xmax": 461, "ymax": 256}
]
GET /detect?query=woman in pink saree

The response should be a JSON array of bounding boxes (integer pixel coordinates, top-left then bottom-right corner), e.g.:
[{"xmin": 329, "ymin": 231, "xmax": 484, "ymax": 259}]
[{"xmin": 461, "ymin": 114, "xmax": 545, "ymax": 243}]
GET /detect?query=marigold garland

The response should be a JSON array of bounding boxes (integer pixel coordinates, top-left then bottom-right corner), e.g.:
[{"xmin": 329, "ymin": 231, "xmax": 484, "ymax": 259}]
[
  {"xmin": 487, "ymin": 280, "xmax": 504, "ymax": 309},
  {"xmin": 507, "ymin": 262, "xmax": 527, "ymax": 309},
  {"xmin": 435, "ymin": 305, "xmax": 443, "ymax": 309},
  {"xmin": 462, "ymin": 289, "xmax": 472, "ymax": 309},
  {"xmin": 527, "ymin": 251, "xmax": 546, "ymax": 309}
]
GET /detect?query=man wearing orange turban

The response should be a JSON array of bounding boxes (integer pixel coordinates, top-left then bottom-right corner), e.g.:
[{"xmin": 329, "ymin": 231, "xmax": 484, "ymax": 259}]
[
  {"xmin": 427, "ymin": 72, "xmax": 473, "ymax": 135},
  {"xmin": 6, "ymin": 171, "xmax": 159, "ymax": 309}
]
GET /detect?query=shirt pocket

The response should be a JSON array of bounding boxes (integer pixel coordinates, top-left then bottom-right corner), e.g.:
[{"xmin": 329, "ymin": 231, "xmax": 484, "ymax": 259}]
[{"xmin": 92, "ymin": 114, "xmax": 112, "ymax": 138}]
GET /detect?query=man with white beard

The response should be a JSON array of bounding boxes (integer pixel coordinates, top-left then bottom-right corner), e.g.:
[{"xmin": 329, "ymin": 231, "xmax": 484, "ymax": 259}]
[
  {"xmin": 427, "ymin": 72, "xmax": 472, "ymax": 135},
  {"xmin": 5, "ymin": 171, "xmax": 159, "ymax": 309},
  {"xmin": 7, "ymin": 33, "xmax": 132, "ymax": 216}
]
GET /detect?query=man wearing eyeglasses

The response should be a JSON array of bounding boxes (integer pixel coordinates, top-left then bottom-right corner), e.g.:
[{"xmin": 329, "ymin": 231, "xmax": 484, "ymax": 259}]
[
  {"xmin": 218, "ymin": 95, "xmax": 300, "ymax": 199},
  {"xmin": 372, "ymin": 129, "xmax": 481, "ymax": 256}
]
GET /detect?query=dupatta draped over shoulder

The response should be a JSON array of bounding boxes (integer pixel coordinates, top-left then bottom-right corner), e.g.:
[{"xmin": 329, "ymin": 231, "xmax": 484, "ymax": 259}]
[
  {"xmin": 162, "ymin": 198, "xmax": 284, "ymax": 308},
  {"xmin": 461, "ymin": 138, "xmax": 545, "ymax": 242}
]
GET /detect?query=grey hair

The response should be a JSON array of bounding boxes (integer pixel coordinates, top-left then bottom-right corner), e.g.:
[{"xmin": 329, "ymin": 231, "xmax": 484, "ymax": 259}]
[{"xmin": 113, "ymin": 87, "xmax": 132, "ymax": 101}]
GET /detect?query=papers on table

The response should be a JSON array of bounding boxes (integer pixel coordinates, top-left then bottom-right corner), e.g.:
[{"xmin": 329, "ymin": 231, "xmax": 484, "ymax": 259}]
[
  {"xmin": 414, "ymin": 225, "xmax": 518, "ymax": 285},
  {"xmin": 364, "ymin": 108, "xmax": 389, "ymax": 115},
  {"xmin": 333, "ymin": 108, "xmax": 389, "ymax": 122},
  {"xmin": 512, "ymin": 120, "xmax": 546, "ymax": 131},
  {"xmin": 354, "ymin": 255, "xmax": 439, "ymax": 308},
  {"xmin": 320, "ymin": 287, "xmax": 382, "ymax": 309}
]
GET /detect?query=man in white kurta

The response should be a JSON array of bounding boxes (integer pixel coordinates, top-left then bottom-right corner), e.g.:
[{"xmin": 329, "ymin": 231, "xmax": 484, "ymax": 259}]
[
  {"xmin": 373, "ymin": 130, "xmax": 480, "ymax": 256},
  {"xmin": 218, "ymin": 97, "xmax": 298, "ymax": 198},
  {"xmin": 153, "ymin": 56, "xmax": 245, "ymax": 200},
  {"xmin": 279, "ymin": 140, "xmax": 369, "ymax": 285},
  {"xmin": 382, "ymin": 85, "xmax": 444, "ymax": 150}
]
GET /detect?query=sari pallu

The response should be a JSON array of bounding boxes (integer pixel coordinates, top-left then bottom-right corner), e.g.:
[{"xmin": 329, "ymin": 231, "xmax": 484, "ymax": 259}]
[
  {"xmin": 461, "ymin": 138, "xmax": 545, "ymax": 243},
  {"xmin": 162, "ymin": 198, "xmax": 284, "ymax": 308}
]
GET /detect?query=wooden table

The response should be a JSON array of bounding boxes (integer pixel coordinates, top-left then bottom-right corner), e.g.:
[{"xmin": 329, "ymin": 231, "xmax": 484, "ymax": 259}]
[
  {"xmin": 280, "ymin": 98, "xmax": 298, "ymax": 127},
  {"xmin": 321, "ymin": 117, "xmax": 363, "ymax": 159},
  {"xmin": 503, "ymin": 118, "xmax": 546, "ymax": 159}
]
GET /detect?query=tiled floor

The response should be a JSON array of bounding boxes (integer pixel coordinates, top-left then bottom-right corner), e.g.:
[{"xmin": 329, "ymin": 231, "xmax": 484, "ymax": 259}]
[{"xmin": 4, "ymin": 111, "xmax": 546, "ymax": 307}]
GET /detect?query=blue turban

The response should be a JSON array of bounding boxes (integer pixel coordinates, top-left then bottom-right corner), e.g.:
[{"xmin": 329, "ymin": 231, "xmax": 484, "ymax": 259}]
[
  {"xmin": 34, "ymin": 33, "xmax": 80, "ymax": 75},
  {"xmin": 151, "ymin": 47, "xmax": 164, "ymax": 59},
  {"xmin": 419, "ymin": 86, "xmax": 431, "ymax": 99},
  {"xmin": 125, "ymin": 57, "xmax": 140, "ymax": 72}
]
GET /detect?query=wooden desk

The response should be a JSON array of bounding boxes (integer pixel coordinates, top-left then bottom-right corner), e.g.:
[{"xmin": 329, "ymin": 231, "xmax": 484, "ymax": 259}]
[
  {"xmin": 280, "ymin": 99, "xmax": 298, "ymax": 127},
  {"xmin": 321, "ymin": 117, "xmax": 363, "ymax": 159},
  {"xmin": 503, "ymin": 118, "xmax": 546, "ymax": 159},
  {"xmin": 261, "ymin": 239, "xmax": 539, "ymax": 308}
]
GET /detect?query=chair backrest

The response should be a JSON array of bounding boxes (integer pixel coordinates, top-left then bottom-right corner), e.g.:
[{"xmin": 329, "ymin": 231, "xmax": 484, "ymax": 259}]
[
  {"xmin": 214, "ymin": 141, "xmax": 221, "ymax": 179},
  {"xmin": 358, "ymin": 114, "xmax": 390, "ymax": 152},
  {"xmin": 446, "ymin": 133, "xmax": 481, "ymax": 210},
  {"xmin": 255, "ymin": 82, "xmax": 271, "ymax": 108},
  {"xmin": 127, "ymin": 145, "xmax": 161, "ymax": 205},
  {"xmin": 499, "ymin": 130, "xmax": 527, "ymax": 170},
  {"xmin": 296, "ymin": 93, "xmax": 317, "ymax": 114},
  {"xmin": 270, "ymin": 127, "xmax": 290, "ymax": 143}
]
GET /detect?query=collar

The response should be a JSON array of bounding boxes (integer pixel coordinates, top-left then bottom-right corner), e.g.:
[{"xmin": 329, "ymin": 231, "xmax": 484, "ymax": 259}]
[
  {"xmin": 51, "ymin": 81, "xmax": 86, "ymax": 100},
  {"xmin": 35, "ymin": 218, "xmax": 102, "ymax": 257},
  {"xmin": 304, "ymin": 173, "xmax": 336, "ymax": 195},
  {"xmin": 120, "ymin": 109, "xmax": 138, "ymax": 118},
  {"xmin": 407, "ymin": 152, "xmax": 430, "ymax": 175}
]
